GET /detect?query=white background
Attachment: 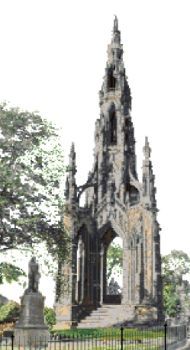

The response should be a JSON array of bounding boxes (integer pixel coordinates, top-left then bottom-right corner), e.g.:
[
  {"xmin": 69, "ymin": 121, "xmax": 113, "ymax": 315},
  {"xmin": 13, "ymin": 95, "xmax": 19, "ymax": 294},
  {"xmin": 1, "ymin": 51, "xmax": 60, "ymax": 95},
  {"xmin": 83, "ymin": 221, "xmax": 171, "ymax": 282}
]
[{"xmin": 0, "ymin": 0, "xmax": 190, "ymax": 306}]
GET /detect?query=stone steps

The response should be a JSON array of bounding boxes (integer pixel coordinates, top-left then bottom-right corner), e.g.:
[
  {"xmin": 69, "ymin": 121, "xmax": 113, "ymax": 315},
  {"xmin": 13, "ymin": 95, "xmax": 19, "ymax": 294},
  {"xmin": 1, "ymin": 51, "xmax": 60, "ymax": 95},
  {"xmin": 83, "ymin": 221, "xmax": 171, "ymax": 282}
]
[{"xmin": 77, "ymin": 304, "xmax": 134, "ymax": 329}]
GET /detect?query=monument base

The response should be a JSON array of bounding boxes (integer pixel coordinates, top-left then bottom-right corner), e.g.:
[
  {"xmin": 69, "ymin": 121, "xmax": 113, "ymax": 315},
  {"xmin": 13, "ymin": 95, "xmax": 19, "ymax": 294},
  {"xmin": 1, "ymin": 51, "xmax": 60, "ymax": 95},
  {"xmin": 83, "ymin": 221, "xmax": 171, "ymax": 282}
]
[
  {"xmin": 14, "ymin": 326, "xmax": 50, "ymax": 346},
  {"xmin": 14, "ymin": 291, "xmax": 50, "ymax": 346}
]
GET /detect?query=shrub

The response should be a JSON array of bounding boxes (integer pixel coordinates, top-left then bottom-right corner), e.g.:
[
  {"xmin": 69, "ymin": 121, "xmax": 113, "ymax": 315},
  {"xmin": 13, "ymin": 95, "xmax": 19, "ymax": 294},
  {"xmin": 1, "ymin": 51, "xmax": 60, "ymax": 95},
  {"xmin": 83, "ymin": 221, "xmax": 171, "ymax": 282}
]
[
  {"xmin": 44, "ymin": 307, "xmax": 56, "ymax": 330},
  {"xmin": 0, "ymin": 301, "xmax": 20, "ymax": 323}
]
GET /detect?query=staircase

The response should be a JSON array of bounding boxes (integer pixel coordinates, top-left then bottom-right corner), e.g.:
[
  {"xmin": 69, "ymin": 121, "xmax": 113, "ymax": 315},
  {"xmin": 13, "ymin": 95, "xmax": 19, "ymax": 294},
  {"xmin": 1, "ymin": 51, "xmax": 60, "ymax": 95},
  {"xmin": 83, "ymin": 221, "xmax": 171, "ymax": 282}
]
[{"xmin": 77, "ymin": 304, "xmax": 134, "ymax": 328}]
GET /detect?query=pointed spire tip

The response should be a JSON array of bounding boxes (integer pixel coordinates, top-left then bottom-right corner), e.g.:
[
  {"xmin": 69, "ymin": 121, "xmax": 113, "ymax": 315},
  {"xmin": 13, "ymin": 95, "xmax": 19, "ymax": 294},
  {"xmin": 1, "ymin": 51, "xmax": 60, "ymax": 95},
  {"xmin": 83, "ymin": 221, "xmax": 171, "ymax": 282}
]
[
  {"xmin": 144, "ymin": 136, "xmax": 151, "ymax": 159},
  {"xmin": 113, "ymin": 15, "xmax": 119, "ymax": 32},
  {"xmin": 70, "ymin": 142, "xmax": 75, "ymax": 151},
  {"xmin": 145, "ymin": 136, "xmax": 149, "ymax": 146}
]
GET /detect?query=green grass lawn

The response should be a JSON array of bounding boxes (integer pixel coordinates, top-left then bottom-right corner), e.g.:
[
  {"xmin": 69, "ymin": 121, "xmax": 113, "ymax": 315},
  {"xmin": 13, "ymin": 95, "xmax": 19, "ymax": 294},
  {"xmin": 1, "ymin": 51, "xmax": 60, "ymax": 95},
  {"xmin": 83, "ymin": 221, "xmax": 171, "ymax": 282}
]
[{"xmin": 52, "ymin": 326, "xmax": 164, "ymax": 339}]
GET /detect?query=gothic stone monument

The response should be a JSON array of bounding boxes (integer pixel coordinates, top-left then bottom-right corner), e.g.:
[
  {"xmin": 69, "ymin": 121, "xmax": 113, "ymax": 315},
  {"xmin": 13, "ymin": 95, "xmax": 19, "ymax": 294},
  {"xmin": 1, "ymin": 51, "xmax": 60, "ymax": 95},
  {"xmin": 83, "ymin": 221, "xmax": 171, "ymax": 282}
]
[
  {"xmin": 55, "ymin": 17, "xmax": 162, "ymax": 328},
  {"xmin": 14, "ymin": 257, "xmax": 49, "ymax": 346}
]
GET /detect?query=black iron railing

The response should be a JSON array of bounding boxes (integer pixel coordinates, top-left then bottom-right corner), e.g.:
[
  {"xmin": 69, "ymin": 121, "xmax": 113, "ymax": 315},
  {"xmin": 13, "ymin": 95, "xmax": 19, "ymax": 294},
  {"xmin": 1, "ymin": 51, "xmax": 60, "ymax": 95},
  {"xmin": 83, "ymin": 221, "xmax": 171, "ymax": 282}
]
[{"xmin": 0, "ymin": 323, "xmax": 187, "ymax": 350}]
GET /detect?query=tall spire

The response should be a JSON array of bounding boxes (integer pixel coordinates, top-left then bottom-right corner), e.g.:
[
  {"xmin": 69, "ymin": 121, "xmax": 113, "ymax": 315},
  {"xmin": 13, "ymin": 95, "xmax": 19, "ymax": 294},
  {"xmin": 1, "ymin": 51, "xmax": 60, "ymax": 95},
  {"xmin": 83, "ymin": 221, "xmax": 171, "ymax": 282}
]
[{"xmin": 99, "ymin": 16, "xmax": 131, "ymax": 112}]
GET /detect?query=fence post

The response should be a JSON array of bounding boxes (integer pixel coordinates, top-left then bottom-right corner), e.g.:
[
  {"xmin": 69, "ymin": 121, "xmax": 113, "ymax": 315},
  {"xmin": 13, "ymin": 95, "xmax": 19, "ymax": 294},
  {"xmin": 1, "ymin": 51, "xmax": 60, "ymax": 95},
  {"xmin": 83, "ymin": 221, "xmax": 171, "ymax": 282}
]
[
  {"xmin": 11, "ymin": 334, "xmax": 14, "ymax": 350},
  {"xmin": 120, "ymin": 326, "xmax": 124, "ymax": 350},
  {"xmin": 164, "ymin": 322, "xmax": 167, "ymax": 350}
]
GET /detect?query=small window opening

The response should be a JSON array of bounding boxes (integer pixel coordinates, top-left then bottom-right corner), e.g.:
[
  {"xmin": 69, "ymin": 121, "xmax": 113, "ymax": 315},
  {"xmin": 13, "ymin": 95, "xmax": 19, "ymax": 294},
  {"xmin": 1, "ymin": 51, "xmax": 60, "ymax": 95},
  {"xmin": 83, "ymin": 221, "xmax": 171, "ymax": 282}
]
[
  {"xmin": 110, "ymin": 108, "xmax": 117, "ymax": 145},
  {"xmin": 108, "ymin": 69, "xmax": 116, "ymax": 90}
]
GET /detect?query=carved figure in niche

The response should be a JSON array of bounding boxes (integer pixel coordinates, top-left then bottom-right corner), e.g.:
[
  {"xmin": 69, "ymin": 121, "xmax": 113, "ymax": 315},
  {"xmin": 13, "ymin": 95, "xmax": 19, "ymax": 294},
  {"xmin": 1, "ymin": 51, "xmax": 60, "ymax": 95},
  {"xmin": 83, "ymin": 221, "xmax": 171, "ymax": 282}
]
[
  {"xmin": 26, "ymin": 256, "xmax": 41, "ymax": 293},
  {"xmin": 108, "ymin": 278, "xmax": 121, "ymax": 295}
]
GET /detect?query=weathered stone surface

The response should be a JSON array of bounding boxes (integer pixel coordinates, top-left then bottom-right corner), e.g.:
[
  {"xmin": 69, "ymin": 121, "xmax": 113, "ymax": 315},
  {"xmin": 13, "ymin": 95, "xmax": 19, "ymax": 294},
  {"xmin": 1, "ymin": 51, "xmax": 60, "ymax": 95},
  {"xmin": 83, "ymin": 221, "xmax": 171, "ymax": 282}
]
[
  {"xmin": 55, "ymin": 16, "xmax": 162, "ymax": 328},
  {"xmin": 14, "ymin": 258, "xmax": 49, "ymax": 345},
  {"xmin": 135, "ymin": 305, "xmax": 158, "ymax": 324},
  {"xmin": 16, "ymin": 293, "xmax": 46, "ymax": 327}
]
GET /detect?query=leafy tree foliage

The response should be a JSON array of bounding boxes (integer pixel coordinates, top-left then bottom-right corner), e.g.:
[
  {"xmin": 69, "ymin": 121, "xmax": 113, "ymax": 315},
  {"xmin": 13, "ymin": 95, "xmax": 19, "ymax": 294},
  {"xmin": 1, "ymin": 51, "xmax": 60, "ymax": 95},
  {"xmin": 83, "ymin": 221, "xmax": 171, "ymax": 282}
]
[
  {"xmin": 0, "ymin": 262, "xmax": 25, "ymax": 284},
  {"xmin": 107, "ymin": 242, "xmax": 122, "ymax": 280},
  {"xmin": 44, "ymin": 307, "xmax": 56, "ymax": 330},
  {"xmin": 162, "ymin": 250, "xmax": 190, "ymax": 318},
  {"xmin": 163, "ymin": 284, "xmax": 181, "ymax": 318},
  {"xmin": 162, "ymin": 250, "xmax": 190, "ymax": 284},
  {"xmin": 0, "ymin": 301, "xmax": 20, "ymax": 323},
  {"xmin": 0, "ymin": 103, "xmax": 68, "ymax": 263}
]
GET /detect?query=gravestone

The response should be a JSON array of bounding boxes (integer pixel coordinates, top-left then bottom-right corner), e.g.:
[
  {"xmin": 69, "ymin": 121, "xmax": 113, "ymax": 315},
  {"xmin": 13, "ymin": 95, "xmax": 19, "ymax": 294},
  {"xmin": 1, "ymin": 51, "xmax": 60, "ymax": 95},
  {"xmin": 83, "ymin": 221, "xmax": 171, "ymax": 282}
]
[{"xmin": 14, "ymin": 257, "xmax": 50, "ymax": 346}]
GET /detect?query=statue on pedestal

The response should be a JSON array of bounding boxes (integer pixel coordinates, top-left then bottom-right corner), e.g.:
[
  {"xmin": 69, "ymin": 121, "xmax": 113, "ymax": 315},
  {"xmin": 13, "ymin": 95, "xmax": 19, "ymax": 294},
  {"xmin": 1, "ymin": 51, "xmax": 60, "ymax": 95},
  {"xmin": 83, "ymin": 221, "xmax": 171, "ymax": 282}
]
[
  {"xmin": 14, "ymin": 256, "xmax": 49, "ymax": 346},
  {"xmin": 108, "ymin": 278, "xmax": 121, "ymax": 295},
  {"xmin": 26, "ymin": 257, "xmax": 41, "ymax": 293}
]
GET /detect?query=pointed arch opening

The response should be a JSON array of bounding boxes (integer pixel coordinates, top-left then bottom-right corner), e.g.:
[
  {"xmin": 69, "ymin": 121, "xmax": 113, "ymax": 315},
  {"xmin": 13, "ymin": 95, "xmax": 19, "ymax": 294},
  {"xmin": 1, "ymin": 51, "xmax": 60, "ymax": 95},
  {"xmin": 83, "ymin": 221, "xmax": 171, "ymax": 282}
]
[
  {"xmin": 107, "ymin": 68, "xmax": 116, "ymax": 90},
  {"xmin": 76, "ymin": 224, "xmax": 100, "ymax": 308},
  {"xmin": 109, "ymin": 105, "xmax": 117, "ymax": 145},
  {"xmin": 106, "ymin": 237, "xmax": 123, "ymax": 303},
  {"xmin": 100, "ymin": 228, "xmax": 123, "ymax": 304},
  {"xmin": 76, "ymin": 225, "xmax": 92, "ymax": 305},
  {"xmin": 125, "ymin": 184, "xmax": 140, "ymax": 206}
]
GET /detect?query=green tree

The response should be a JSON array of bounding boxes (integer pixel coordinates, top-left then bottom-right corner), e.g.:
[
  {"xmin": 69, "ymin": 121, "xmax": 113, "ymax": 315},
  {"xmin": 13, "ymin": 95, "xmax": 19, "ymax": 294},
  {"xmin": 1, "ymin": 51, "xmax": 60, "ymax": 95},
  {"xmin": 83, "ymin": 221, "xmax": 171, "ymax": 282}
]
[
  {"xmin": 0, "ymin": 103, "xmax": 68, "ymax": 270},
  {"xmin": 107, "ymin": 242, "xmax": 123, "ymax": 280},
  {"xmin": 0, "ymin": 301, "xmax": 20, "ymax": 323},
  {"xmin": 0, "ymin": 262, "xmax": 25, "ymax": 284},
  {"xmin": 162, "ymin": 250, "xmax": 190, "ymax": 318},
  {"xmin": 163, "ymin": 284, "xmax": 181, "ymax": 318},
  {"xmin": 162, "ymin": 250, "xmax": 190, "ymax": 284}
]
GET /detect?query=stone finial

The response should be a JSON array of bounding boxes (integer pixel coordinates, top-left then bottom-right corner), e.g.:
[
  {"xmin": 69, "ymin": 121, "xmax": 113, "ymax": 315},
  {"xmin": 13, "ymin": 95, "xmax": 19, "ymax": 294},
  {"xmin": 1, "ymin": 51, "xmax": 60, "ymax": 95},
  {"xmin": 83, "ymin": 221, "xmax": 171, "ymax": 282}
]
[
  {"xmin": 113, "ymin": 15, "xmax": 119, "ymax": 32},
  {"xmin": 70, "ymin": 142, "xmax": 75, "ymax": 161},
  {"xmin": 69, "ymin": 142, "xmax": 77, "ymax": 175},
  {"xmin": 143, "ymin": 136, "xmax": 151, "ymax": 160}
]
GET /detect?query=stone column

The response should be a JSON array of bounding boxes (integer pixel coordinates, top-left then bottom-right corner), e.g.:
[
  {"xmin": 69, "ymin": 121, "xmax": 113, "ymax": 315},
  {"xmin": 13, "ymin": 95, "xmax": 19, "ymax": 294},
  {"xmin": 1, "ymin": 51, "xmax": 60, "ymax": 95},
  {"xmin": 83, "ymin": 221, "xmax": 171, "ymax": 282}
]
[
  {"xmin": 122, "ymin": 241, "xmax": 129, "ymax": 305},
  {"xmin": 81, "ymin": 240, "xmax": 85, "ymax": 303},
  {"xmin": 54, "ymin": 240, "xmax": 77, "ymax": 329},
  {"xmin": 135, "ymin": 243, "xmax": 141, "ymax": 304},
  {"xmin": 76, "ymin": 237, "xmax": 83, "ymax": 303},
  {"xmin": 152, "ymin": 238, "xmax": 157, "ymax": 300},
  {"xmin": 100, "ymin": 243, "xmax": 104, "ymax": 305}
]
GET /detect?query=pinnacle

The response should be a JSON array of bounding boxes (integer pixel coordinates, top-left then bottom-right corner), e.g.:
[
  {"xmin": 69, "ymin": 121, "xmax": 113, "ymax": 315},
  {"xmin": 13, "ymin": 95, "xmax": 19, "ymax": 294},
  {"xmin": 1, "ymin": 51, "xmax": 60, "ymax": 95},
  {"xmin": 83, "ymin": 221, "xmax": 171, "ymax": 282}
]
[
  {"xmin": 113, "ymin": 15, "xmax": 119, "ymax": 32},
  {"xmin": 145, "ymin": 136, "xmax": 149, "ymax": 148},
  {"xmin": 70, "ymin": 142, "xmax": 75, "ymax": 153},
  {"xmin": 69, "ymin": 142, "xmax": 76, "ymax": 166},
  {"xmin": 143, "ymin": 136, "xmax": 151, "ymax": 159}
]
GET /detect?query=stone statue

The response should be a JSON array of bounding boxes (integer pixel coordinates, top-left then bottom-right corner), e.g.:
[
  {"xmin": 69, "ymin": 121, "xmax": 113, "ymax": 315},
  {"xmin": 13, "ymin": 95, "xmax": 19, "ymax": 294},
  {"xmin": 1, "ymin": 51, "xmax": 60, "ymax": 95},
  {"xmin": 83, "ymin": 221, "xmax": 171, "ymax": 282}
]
[
  {"xmin": 27, "ymin": 256, "xmax": 41, "ymax": 293},
  {"xmin": 108, "ymin": 278, "xmax": 121, "ymax": 295},
  {"xmin": 14, "ymin": 256, "xmax": 49, "ymax": 346}
]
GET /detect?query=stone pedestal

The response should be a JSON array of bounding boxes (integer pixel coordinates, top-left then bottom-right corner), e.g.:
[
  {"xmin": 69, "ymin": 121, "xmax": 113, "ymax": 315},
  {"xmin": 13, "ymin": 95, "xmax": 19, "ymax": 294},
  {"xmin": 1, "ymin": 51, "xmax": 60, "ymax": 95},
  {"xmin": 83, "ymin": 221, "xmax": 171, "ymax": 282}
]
[
  {"xmin": 54, "ymin": 303, "xmax": 78, "ymax": 329},
  {"xmin": 14, "ymin": 292, "xmax": 50, "ymax": 346}
]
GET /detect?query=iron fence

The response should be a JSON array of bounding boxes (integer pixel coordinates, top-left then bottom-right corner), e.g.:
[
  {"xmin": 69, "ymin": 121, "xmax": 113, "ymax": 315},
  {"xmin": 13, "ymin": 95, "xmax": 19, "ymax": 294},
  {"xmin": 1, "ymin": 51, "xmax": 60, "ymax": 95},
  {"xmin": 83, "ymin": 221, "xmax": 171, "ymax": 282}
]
[{"xmin": 0, "ymin": 323, "xmax": 187, "ymax": 350}]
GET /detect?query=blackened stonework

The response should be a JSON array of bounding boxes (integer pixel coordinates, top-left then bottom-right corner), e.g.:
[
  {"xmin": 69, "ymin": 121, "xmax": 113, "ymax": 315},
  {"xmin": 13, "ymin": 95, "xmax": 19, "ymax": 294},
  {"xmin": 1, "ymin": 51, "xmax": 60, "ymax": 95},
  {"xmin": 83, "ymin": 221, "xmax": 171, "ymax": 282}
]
[{"xmin": 54, "ymin": 17, "xmax": 163, "ymax": 329}]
